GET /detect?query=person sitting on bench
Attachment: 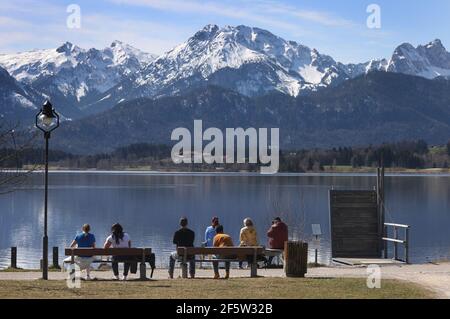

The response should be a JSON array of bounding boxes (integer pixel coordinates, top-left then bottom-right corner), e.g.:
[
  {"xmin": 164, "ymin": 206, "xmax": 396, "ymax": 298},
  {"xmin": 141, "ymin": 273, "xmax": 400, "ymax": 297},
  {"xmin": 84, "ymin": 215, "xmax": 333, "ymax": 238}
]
[
  {"xmin": 266, "ymin": 217, "xmax": 288, "ymax": 266},
  {"xmin": 169, "ymin": 217, "xmax": 195, "ymax": 279},
  {"xmin": 68, "ymin": 224, "xmax": 96, "ymax": 280},
  {"xmin": 103, "ymin": 223, "xmax": 131, "ymax": 281},
  {"xmin": 239, "ymin": 218, "xmax": 258, "ymax": 269},
  {"xmin": 212, "ymin": 225, "xmax": 234, "ymax": 279},
  {"xmin": 204, "ymin": 216, "xmax": 219, "ymax": 247}
]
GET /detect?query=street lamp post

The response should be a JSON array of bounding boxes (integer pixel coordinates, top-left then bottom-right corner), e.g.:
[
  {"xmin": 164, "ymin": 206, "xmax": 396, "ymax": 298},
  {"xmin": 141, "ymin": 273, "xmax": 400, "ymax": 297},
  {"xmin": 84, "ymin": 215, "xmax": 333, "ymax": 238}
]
[{"xmin": 35, "ymin": 101, "xmax": 60, "ymax": 280}]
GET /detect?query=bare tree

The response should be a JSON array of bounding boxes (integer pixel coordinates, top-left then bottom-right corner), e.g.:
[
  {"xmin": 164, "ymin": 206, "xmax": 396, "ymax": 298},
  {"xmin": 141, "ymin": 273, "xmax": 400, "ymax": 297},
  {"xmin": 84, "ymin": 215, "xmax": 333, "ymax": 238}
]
[
  {"xmin": 265, "ymin": 187, "xmax": 308, "ymax": 242},
  {"xmin": 0, "ymin": 121, "xmax": 37, "ymax": 194}
]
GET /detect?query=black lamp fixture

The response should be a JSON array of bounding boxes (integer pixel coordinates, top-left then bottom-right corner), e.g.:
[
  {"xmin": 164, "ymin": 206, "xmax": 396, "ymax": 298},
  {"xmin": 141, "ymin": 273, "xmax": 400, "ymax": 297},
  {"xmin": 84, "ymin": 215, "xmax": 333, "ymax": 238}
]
[
  {"xmin": 36, "ymin": 100, "xmax": 59, "ymax": 134},
  {"xmin": 35, "ymin": 100, "xmax": 60, "ymax": 280}
]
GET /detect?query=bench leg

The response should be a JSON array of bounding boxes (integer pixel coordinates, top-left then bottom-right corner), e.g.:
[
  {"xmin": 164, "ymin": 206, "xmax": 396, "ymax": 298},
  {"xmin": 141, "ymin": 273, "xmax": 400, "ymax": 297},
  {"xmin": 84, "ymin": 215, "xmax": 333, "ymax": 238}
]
[
  {"xmin": 69, "ymin": 253, "xmax": 75, "ymax": 278},
  {"xmin": 140, "ymin": 262, "xmax": 146, "ymax": 280},
  {"xmin": 181, "ymin": 263, "xmax": 188, "ymax": 279},
  {"xmin": 250, "ymin": 263, "xmax": 257, "ymax": 278}
]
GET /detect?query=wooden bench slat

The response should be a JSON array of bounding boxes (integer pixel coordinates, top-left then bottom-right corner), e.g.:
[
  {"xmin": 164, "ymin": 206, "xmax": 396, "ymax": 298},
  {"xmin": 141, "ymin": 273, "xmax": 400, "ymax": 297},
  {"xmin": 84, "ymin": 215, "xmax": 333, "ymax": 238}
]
[
  {"xmin": 176, "ymin": 247, "xmax": 264, "ymax": 256},
  {"xmin": 64, "ymin": 248, "xmax": 151, "ymax": 257},
  {"xmin": 192, "ymin": 259, "xmax": 248, "ymax": 263}
]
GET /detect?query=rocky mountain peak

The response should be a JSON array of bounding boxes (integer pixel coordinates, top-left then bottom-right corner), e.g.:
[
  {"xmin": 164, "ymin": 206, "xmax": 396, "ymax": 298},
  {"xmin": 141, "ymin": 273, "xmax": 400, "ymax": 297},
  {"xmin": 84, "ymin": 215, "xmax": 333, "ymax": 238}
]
[
  {"xmin": 56, "ymin": 41, "xmax": 80, "ymax": 54},
  {"xmin": 193, "ymin": 24, "xmax": 220, "ymax": 41}
]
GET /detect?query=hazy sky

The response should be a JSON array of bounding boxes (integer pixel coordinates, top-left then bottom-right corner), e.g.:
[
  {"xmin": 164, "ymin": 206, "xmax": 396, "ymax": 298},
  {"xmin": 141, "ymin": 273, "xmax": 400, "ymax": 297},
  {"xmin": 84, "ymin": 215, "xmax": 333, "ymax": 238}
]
[{"xmin": 1, "ymin": 0, "xmax": 449, "ymax": 63}]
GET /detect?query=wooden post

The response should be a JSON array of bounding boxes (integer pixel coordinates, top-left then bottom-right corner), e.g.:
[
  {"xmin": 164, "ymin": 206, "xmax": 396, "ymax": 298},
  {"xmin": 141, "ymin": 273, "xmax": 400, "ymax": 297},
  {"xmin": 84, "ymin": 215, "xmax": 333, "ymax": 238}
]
[
  {"xmin": 181, "ymin": 263, "xmax": 188, "ymax": 279},
  {"xmin": 381, "ymin": 166, "xmax": 385, "ymax": 230},
  {"xmin": 181, "ymin": 248, "xmax": 188, "ymax": 279},
  {"xmin": 314, "ymin": 235, "xmax": 319, "ymax": 266},
  {"xmin": 377, "ymin": 168, "xmax": 381, "ymax": 253},
  {"xmin": 52, "ymin": 247, "xmax": 61, "ymax": 269},
  {"xmin": 405, "ymin": 227, "xmax": 410, "ymax": 264},
  {"xmin": 393, "ymin": 227, "xmax": 398, "ymax": 260},
  {"xmin": 250, "ymin": 248, "xmax": 258, "ymax": 278},
  {"xmin": 376, "ymin": 168, "xmax": 380, "ymax": 206},
  {"xmin": 284, "ymin": 241, "xmax": 308, "ymax": 278},
  {"xmin": 10, "ymin": 247, "xmax": 17, "ymax": 269},
  {"xmin": 69, "ymin": 249, "xmax": 75, "ymax": 282},
  {"xmin": 140, "ymin": 249, "xmax": 146, "ymax": 280},
  {"xmin": 377, "ymin": 166, "xmax": 386, "ymax": 259}
]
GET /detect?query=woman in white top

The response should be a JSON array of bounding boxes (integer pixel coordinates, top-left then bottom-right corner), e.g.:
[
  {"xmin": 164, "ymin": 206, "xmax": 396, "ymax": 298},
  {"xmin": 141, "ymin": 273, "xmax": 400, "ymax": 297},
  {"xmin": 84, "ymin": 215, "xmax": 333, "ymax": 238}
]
[{"xmin": 104, "ymin": 223, "xmax": 131, "ymax": 280}]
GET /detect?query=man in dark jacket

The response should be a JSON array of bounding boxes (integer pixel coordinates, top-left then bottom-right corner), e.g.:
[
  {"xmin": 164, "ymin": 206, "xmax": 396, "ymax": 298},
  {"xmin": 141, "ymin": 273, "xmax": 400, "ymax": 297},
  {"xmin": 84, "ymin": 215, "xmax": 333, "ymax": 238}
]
[
  {"xmin": 266, "ymin": 217, "xmax": 288, "ymax": 265},
  {"xmin": 169, "ymin": 217, "xmax": 195, "ymax": 279}
]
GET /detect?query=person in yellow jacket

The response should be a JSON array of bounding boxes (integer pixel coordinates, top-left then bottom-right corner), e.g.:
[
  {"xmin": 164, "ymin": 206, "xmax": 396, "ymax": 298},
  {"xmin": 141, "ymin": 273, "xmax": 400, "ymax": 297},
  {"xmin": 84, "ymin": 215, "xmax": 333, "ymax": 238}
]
[{"xmin": 239, "ymin": 218, "xmax": 258, "ymax": 269}]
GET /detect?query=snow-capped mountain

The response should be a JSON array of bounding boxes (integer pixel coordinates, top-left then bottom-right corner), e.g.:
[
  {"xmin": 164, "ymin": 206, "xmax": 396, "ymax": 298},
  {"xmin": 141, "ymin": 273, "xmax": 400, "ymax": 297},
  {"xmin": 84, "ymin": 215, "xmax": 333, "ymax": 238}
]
[
  {"xmin": 0, "ymin": 66, "xmax": 44, "ymax": 123},
  {"xmin": 96, "ymin": 24, "xmax": 350, "ymax": 107},
  {"xmin": 137, "ymin": 24, "xmax": 350, "ymax": 96},
  {"xmin": 342, "ymin": 59, "xmax": 388, "ymax": 78},
  {"xmin": 385, "ymin": 39, "xmax": 450, "ymax": 79},
  {"xmin": 0, "ymin": 41, "xmax": 156, "ymax": 117},
  {"xmin": 2, "ymin": 24, "xmax": 450, "ymax": 124},
  {"xmin": 346, "ymin": 39, "xmax": 450, "ymax": 80},
  {"xmin": 99, "ymin": 26, "xmax": 450, "ymax": 108}
]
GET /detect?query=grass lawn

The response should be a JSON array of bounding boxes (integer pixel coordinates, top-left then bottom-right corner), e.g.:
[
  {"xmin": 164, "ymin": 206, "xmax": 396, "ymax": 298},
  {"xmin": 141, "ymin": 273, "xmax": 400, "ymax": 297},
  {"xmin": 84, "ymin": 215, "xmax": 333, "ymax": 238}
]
[
  {"xmin": 0, "ymin": 278, "xmax": 434, "ymax": 299},
  {"xmin": 0, "ymin": 267, "xmax": 61, "ymax": 272}
]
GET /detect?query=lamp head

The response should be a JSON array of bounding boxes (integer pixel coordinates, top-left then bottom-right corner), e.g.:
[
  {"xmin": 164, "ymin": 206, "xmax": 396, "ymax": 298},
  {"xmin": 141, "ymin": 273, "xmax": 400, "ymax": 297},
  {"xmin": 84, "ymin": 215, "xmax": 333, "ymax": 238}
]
[
  {"xmin": 36, "ymin": 100, "xmax": 60, "ymax": 134},
  {"xmin": 42, "ymin": 101, "xmax": 55, "ymax": 118}
]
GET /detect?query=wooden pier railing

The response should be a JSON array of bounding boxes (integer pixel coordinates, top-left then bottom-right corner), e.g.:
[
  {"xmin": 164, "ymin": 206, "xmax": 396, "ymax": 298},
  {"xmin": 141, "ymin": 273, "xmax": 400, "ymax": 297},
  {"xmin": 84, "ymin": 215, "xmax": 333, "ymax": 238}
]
[{"xmin": 383, "ymin": 223, "xmax": 410, "ymax": 264}]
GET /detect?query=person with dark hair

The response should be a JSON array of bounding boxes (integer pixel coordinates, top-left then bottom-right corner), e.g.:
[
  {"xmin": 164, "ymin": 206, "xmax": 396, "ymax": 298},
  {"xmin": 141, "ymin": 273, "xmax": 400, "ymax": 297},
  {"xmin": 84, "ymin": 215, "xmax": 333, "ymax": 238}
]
[
  {"xmin": 212, "ymin": 225, "xmax": 234, "ymax": 279},
  {"xmin": 68, "ymin": 224, "xmax": 96, "ymax": 280},
  {"xmin": 266, "ymin": 217, "xmax": 288, "ymax": 266},
  {"xmin": 169, "ymin": 217, "xmax": 196, "ymax": 279},
  {"xmin": 204, "ymin": 216, "xmax": 219, "ymax": 247},
  {"xmin": 104, "ymin": 223, "xmax": 131, "ymax": 280}
]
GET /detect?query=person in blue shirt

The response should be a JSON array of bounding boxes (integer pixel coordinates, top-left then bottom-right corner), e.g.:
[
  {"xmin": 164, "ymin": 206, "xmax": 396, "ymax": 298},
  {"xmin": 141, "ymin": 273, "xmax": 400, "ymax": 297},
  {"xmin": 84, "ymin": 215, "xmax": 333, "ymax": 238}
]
[
  {"xmin": 204, "ymin": 217, "xmax": 219, "ymax": 247},
  {"xmin": 69, "ymin": 224, "xmax": 96, "ymax": 280}
]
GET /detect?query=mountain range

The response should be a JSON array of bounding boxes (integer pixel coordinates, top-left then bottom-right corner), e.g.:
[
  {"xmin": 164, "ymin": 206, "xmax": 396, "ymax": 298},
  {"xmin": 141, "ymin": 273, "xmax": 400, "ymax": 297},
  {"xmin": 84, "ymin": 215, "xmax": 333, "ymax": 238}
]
[
  {"xmin": 0, "ymin": 40, "xmax": 155, "ymax": 118},
  {"xmin": 52, "ymin": 72, "xmax": 450, "ymax": 154},
  {"xmin": 1, "ymin": 25, "xmax": 450, "ymax": 152}
]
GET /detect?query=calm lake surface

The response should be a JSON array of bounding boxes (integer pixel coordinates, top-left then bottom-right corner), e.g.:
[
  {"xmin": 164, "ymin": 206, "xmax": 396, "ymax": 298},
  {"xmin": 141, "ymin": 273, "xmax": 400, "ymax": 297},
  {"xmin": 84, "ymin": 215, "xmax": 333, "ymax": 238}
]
[{"xmin": 0, "ymin": 171, "xmax": 449, "ymax": 268}]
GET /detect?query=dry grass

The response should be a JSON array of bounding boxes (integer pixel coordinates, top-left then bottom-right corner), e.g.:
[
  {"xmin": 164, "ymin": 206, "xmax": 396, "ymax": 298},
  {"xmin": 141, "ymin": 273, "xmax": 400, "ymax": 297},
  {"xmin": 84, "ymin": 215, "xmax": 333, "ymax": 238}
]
[
  {"xmin": 0, "ymin": 277, "xmax": 434, "ymax": 299},
  {"xmin": 0, "ymin": 267, "xmax": 61, "ymax": 273}
]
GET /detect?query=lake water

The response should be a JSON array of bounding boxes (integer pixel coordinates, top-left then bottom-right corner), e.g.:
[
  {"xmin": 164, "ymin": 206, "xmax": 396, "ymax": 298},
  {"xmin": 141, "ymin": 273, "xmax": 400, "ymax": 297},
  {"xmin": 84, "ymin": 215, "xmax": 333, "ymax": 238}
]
[{"xmin": 0, "ymin": 171, "xmax": 449, "ymax": 269}]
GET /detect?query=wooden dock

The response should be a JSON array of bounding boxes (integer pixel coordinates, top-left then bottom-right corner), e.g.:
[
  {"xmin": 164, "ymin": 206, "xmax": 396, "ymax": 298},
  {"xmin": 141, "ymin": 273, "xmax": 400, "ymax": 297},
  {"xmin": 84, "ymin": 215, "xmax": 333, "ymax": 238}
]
[{"xmin": 332, "ymin": 258, "xmax": 405, "ymax": 266}]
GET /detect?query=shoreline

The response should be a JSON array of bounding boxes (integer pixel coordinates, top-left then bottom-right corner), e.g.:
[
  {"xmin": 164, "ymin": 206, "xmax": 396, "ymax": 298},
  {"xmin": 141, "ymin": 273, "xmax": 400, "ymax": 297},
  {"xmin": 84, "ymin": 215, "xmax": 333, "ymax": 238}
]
[{"xmin": 9, "ymin": 168, "xmax": 450, "ymax": 177}]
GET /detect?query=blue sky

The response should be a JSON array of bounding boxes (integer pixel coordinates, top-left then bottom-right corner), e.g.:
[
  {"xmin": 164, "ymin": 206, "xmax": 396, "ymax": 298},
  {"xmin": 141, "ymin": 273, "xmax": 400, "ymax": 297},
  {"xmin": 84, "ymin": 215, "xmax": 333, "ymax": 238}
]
[{"xmin": 1, "ymin": 0, "xmax": 449, "ymax": 63}]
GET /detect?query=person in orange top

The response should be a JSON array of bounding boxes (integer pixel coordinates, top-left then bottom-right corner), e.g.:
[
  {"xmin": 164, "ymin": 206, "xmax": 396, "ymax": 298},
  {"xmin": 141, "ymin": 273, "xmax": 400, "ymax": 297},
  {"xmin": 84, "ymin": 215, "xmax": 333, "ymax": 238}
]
[{"xmin": 212, "ymin": 225, "xmax": 234, "ymax": 279}]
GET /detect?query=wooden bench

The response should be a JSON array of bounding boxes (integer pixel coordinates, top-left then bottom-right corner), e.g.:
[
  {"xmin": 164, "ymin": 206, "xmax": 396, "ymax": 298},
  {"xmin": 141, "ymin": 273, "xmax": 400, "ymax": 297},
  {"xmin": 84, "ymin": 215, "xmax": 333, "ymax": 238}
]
[
  {"xmin": 176, "ymin": 246, "xmax": 264, "ymax": 278},
  {"xmin": 64, "ymin": 248, "xmax": 152, "ymax": 280}
]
